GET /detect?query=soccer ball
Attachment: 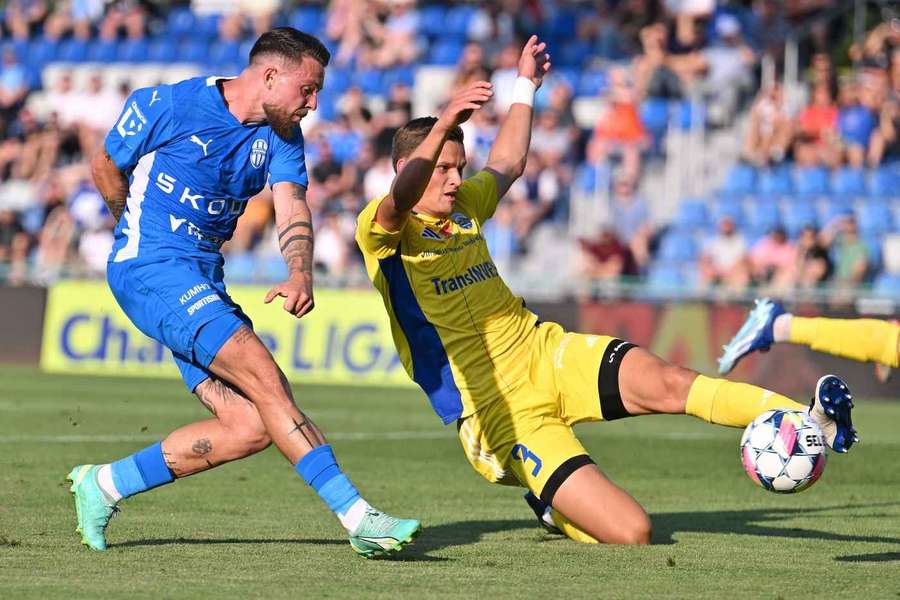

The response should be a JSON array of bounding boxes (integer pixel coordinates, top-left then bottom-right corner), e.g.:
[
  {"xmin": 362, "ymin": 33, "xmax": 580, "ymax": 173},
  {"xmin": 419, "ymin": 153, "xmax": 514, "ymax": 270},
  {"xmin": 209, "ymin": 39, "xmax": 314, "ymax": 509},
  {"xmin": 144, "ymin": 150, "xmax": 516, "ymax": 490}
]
[{"xmin": 740, "ymin": 409, "xmax": 827, "ymax": 493}]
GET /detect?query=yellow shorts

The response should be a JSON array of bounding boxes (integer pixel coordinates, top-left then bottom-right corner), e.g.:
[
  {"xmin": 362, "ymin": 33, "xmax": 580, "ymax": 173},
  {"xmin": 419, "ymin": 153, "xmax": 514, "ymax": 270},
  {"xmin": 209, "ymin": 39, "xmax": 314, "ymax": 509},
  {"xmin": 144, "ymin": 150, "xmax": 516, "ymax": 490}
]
[{"xmin": 456, "ymin": 322, "xmax": 636, "ymax": 504}]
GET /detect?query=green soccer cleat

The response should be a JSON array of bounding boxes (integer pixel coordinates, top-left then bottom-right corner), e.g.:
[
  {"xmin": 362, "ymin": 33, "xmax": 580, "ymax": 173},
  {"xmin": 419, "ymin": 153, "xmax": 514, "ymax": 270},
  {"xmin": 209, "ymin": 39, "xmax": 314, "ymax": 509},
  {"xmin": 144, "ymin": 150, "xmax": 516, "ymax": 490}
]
[
  {"xmin": 67, "ymin": 464, "xmax": 118, "ymax": 551},
  {"xmin": 347, "ymin": 509, "xmax": 421, "ymax": 558}
]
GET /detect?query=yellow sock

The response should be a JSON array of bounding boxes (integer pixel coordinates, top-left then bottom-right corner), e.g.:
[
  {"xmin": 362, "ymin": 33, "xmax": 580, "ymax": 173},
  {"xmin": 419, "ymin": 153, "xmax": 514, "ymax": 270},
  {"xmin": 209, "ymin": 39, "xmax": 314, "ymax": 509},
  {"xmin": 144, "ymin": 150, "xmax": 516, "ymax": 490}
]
[
  {"xmin": 685, "ymin": 375, "xmax": 806, "ymax": 428},
  {"xmin": 790, "ymin": 317, "xmax": 900, "ymax": 368},
  {"xmin": 550, "ymin": 509, "xmax": 599, "ymax": 544}
]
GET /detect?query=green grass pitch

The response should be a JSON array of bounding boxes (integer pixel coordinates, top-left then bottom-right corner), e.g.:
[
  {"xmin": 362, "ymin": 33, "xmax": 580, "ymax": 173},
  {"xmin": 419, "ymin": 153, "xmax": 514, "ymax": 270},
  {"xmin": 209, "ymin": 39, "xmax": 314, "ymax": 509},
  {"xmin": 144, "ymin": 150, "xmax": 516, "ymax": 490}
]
[{"xmin": 1, "ymin": 365, "xmax": 899, "ymax": 598}]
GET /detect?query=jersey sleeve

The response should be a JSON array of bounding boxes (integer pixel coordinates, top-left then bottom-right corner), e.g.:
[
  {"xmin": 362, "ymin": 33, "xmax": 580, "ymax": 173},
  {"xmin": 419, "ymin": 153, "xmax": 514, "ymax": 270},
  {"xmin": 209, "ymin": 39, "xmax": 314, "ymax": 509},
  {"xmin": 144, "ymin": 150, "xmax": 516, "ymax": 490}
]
[
  {"xmin": 454, "ymin": 170, "xmax": 499, "ymax": 223},
  {"xmin": 104, "ymin": 85, "xmax": 174, "ymax": 171},
  {"xmin": 268, "ymin": 127, "xmax": 309, "ymax": 188},
  {"xmin": 355, "ymin": 196, "xmax": 404, "ymax": 259}
]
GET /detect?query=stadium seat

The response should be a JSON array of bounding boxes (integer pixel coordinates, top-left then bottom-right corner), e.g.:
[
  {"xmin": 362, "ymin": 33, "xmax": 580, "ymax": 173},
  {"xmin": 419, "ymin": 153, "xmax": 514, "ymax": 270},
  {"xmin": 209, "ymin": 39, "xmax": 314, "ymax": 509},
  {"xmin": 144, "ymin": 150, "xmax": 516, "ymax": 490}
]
[
  {"xmin": 657, "ymin": 231, "xmax": 698, "ymax": 262},
  {"xmin": 290, "ymin": 6, "xmax": 325, "ymax": 34},
  {"xmin": 146, "ymin": 38, "xmax": 177, "ymax": 63},
  {"xmin": 869, "ymin": 167, "xmax": 899, "ymax": 198},
  {"xmin": 546, "ymin": 9, "xmax": 578, "ymax": 37},
  {"xmin": 576, "ymin": 69, "xmax": 607, "ymax": 97},
  {"xmin": 873, "ymin": 273, "xmax": 900, "ymax": 297},
  {"xmin": 821, "ymin": 197, "xmax": 854, "ymax": 224},
  {"xmin": 672, "ymin": 199, "xmax": 709, "ymax": 230},
  {"xmin": 382, "ymin": 65, "xmax": 415, "ymax": 89},
  {"xmin": 781, "ymin": 200, "xmax": 818, "ymax": 237},
  {"xmin": 793, "ymin": 166, "xmax": 830, "ymax": 198},
  {"xmin": 353, "ymin": 69, "xmax": 385, "ymax": 96},
  {"xmin": 745, "ymin": 199, "xmax": 781, "ymax": 233},
  {"xmin": 86, "ymin": 39, "xmax": 118, "ymax": 63},
  {"xmin": 58, "ymin": 38, "xmax": 89, "ymax": 63},
  {"xmin": 418, "ymin": 4, "xmax": 448, "ymax": 38},
  {"xmin": 710, "ymin": 196, "xmax": 745, "ymax": 227},
  {"xmin": 427, "ymin": 39, "xmax": 464, "ymax": 65},
  {"xmin": 444, "ymin": 5, "xmax": 476, "ymax": 38},
  {"xmin": 261, "ymin": 255, "xmax": 289, "ymax": 281},
  {"xmin": 674, "ymin": 100, "xmax": 705, "ymax": 130},
  {"xmin": 207, "ymin": 40, "xmax": 242, "ymax": 69},
  {"xmin": 558, "ymin": 40, "xmax": 592, "ymax": 68},
  {"xmin": 719, "ymin": 162, "xmax": 756, "ymax": 197},
  {"xmin": 119, "ymin": 39, "xmax": 149, "ymax": 63},
  {"xmin": 195, "ymin": 14, "xmax": 221, "ymax": 41},
  {"xmin": 757, "ymin": 167, "xmax": 793, "ymax": 198},
  {"xmin": 574, "ymin": 163, "xmax": 611, "ymax": 194},
  {"xmin": 26, "ymin": 37, "xmax": 59, "ymax": 69},
  {"xmin": 646, "ymin": 263, "xmax": 686, "ymax": 294},
  {"xmin": 166, "ymin": 6, "xmax": 196, "ymax": 40},
  {"xmin": 831, "ymin": 167, "xmax": 867, "ymax": 197},
  {"xmin": 857, "ymin": 201, "xmax": 895, "ymax": 235},
  {"xmin": 223, "ymin": 252, "xmax": 256, "ymax": 283},
  {"xmin": 639, "ymin": 97, "xmax": 669, "ymax": 137},
  {"xmin": 862, "ymin": 233, "xmax": 883, "ymax": 271},
  {"xmin": 179, "ymin": 39, "xmax": 209, "ymax": 65},
  {"xmin": 551, "ymin": 67, "xmax": 580, "ymax": 93}
]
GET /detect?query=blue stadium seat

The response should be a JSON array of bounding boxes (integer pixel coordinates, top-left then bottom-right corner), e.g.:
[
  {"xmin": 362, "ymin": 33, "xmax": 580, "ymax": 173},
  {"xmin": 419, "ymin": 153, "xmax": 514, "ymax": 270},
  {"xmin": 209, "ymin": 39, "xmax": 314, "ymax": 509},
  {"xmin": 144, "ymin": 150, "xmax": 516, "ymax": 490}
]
[
  {"xmin": 745, "ymin": 199, "xmax": 781, "ymax": 233},
  {"xmin": 546, "ymin": 9, "xmax": 578, "ymax": 37},
  {"xmin": 574, "ymin": 163, "xmax": 611, "ymax": 194},
  {"xmin": 873, "ymin": 273, "xmax": 900, "ymax": 296},
  {"xmin": 558, "ymin": 40, "xmax": 591, "ymax": 68},
  {"xmin": 673, "ymin": 199, "xmax": 709, "ymax": 230},
  {"xmin": 290, "ymin": 6, "xmax": 325, "ymax": 34},
  {"xmin": 444, "ymin": 5, "xmax": 476, "ymax": 38},
  {"xmin": 781, "ymin": 200, "xmax": 818, "ymax": 237},
  {"xmin": 719, "ymin": 163, "xmax": 756, "ymax": 197},
  {"xmin": 223, "ymin": 252, "xmax": 256, "ymax": 283},
  {"xmin": 711, "ymin": 197, "xmax": 745, "ymax": 227},
  {"xmin": 576, "ymin": 69, "xmax": 607, "ymax": 97},
  {"xmin": 208, "ymin": 40, "xmax": 242, "ymax": 69},
  {"xmin": 639, "ymin": 97, "xmax": 669, "ymax": 137},
  {"xmin": 831, "ymin": 167, "xmax": 867, "ymax": 198},
  {"xmin": 382, "ymin": 65, "xmax": 415, "ymax": 89},
  {"xmin": 86, "ymin": 39, "xmax": 117, "ymax": 63},
  {"xmin": 869, "ymin": 167, "xmax": 900, "ymax": 199},
  {"xmin": 195, "ymin": 14, "xmax": 221, "ymax": 41},
  {"xmin": 58, "ymin": 38, "xmax": 88, "ymax": 62},
  {"xmin": 166, "ymin": 6, "xmax": 196, "ymax": 40},
  {"xmin": 26, "ymin": 37, "xmax": 59, "ymax": 68},
  {"xmin": 674, "ymin": 100, "xmax": 705, "ymax": 130},
  {"xmin": 658, "ymin": 231, "xmax": 698, "ymax": 262},
  {"xmin": 353, "ymin": 69, "xmax": 385, "ymax": 96},
  {"xmin": 418, "ymin": 4, "xmax": 448, "ymax": 38},
  {"xmin": 757, "ymin": 167, "xmax": 793, "ymax": 198},
  {"xmin": 793, "ymin": 166, "xmax": 829, "ymax": 198},
  {"xmin": 862, "ymin": 233, "xmax": 883, "ymax": 271},
  {"xmin": 551, "ymin": 67, "xmax": 580, "ymax": 92},
  {"xmin": 427, "ymin": 39, "xmax": 464, "ymax": 65},
  {"xmin": 179, "ymin": 39, "xmax": 209, "ymax": 64},
  {"xmin": 821, "ymin": 197, "xmax": 854, "ymax": 224},
  {"xmin": 646, "ymin": 263, "xmax": 686, "ymax": 294},
  {"xmin": 119, "ymin": 39, "xmax": 149, "ymax": 63},
  {"xmin": 857, "ymin": 202, "xmax": 895, "ymax": 235},
  {"xmin": 147, "ymin": 38, "xmax": 177, "ymax": 63}
]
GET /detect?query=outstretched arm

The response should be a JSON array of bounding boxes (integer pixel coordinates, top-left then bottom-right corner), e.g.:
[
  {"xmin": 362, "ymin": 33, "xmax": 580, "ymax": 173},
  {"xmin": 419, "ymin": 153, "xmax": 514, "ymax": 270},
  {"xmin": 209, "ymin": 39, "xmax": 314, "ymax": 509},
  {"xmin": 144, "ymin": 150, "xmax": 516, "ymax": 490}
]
[
  {"xmin": 374, "ymin": 81, "xmax": 494, "ymax": 232},
  {"xmin": 91, "ymin": 149, "xmax": 130, "ymax": 221},
  {"xmin": 484, "ymin": 35, "xmax": 551, "ymax": 199},
  {"xmin": 266, "ymin": 182, "xmax": 315, "ymax": 318}
]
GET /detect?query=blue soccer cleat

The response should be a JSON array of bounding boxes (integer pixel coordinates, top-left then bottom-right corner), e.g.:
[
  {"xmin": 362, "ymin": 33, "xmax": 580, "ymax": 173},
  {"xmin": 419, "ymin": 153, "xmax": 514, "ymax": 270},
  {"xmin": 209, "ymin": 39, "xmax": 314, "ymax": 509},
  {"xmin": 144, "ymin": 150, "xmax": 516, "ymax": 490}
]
[
  {"xmin": 347, "ymin": 509, "xmax": 421, "ymax": 558},
  {"xmin": 808, "ymin": 374, "xmax": 859, "ymax": 453},
  {"xmin": 67, "ymin": 464, "xmax": 118, "ymax": 551},
  {"xmin": 718, "ymin": 298, "xmax": 785, "ymax": 375},
  {"xmin": 523, "ymin": 491, "xmax": 561, "ymax": 534}
]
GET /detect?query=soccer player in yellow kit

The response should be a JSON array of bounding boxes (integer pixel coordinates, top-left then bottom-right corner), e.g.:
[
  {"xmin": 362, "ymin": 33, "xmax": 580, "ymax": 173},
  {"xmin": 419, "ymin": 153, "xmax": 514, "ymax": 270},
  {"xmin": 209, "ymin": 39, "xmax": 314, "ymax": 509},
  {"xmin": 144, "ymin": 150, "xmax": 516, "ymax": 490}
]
[
  {"xmin": 719, "ymin": 298, "xmax": 900, "ymax": 382},
  {"xmin": 356, "ymin": 36, "xmax": 858, "ymax": 545}
]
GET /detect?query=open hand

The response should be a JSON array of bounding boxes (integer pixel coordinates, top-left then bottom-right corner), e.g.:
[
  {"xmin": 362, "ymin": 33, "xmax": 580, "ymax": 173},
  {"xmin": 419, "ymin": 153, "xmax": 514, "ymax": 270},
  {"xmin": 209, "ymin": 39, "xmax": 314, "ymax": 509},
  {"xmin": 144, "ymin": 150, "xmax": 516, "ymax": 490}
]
[
  {"xmin": 264, "ymin": 271, "xmax": 314, "ymax": 318},
  {"xmin": 518, "ymin": 35, "xmax": 551, "ymax": 89},
  {"xmin": 438, "ymin": 80, "xmax": 493, "ymax": 129}
]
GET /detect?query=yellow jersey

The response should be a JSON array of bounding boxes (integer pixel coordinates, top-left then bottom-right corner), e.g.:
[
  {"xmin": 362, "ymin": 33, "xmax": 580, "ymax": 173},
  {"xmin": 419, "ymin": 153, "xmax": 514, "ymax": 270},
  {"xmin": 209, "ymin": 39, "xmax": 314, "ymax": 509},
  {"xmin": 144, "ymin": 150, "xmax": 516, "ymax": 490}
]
[{"xmin": 356, "ymin": 171, "xmax": 538, "ymax": 424}]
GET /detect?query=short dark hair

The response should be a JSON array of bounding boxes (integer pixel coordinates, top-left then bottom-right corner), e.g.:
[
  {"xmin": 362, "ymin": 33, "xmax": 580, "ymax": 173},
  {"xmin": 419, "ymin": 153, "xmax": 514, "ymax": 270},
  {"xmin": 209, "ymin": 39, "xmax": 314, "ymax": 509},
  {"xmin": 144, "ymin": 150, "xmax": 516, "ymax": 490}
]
[
  {"xmin": 391, "ymin": 117, "xmax": 464, "ymax": 171},
  {"xmin": 249, "ymin": 27, "xmax": 330, "ymax": 67}
]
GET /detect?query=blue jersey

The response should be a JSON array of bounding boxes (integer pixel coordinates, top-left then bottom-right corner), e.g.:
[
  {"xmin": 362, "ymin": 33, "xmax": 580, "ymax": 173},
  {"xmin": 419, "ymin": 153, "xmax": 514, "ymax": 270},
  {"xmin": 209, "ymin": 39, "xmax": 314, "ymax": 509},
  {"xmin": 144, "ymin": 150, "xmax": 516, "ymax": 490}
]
[{"xmin": 104, "ymin": 76, "xmax": 309, "ymax": 263}]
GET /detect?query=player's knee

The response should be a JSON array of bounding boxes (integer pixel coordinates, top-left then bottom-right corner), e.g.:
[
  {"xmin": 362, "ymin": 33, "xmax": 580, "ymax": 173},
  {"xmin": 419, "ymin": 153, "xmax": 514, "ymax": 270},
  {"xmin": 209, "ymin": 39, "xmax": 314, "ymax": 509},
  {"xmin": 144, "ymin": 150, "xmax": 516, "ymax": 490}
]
[
  {"xmin": 661, "ymin": 364, "xmax": 696, "ymax": 413},
  {"xmin": 231, "ymin": 415, "xmax": 271, "ymax": 454},
  {"xmin": 614, "ymin": 514, "xmax": 652, "ymax": 545}
]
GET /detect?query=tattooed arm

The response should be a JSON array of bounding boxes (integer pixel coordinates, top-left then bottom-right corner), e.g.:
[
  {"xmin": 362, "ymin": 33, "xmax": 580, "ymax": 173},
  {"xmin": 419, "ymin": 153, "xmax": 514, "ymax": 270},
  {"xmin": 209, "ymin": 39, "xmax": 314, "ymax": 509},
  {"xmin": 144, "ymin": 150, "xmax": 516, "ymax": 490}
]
[
  {"xmin": 90, "ymin": 149, "xmax": 129, "ymax": 221},
  {"xmin": 265, "ymin": 182, "xmax": 315, "ymax": 318}
]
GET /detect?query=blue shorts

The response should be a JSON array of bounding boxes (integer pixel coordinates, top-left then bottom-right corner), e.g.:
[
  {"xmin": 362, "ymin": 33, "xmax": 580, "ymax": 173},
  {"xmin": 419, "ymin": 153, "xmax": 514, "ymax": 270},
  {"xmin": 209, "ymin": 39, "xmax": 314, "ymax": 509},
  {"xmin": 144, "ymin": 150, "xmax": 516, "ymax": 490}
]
[{"xmin": 107, "ymin": 256, "xmax": 252, "ymax": 392}]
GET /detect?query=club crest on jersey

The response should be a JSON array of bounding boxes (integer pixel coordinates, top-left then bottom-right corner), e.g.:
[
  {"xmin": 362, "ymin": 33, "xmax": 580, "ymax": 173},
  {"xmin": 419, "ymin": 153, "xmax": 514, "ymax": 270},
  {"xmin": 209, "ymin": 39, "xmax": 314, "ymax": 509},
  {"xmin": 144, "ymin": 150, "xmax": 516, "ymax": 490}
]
[
  {"xmin": 451, "ymin": 212, "xmax": 473, "ymax": 229},
  {"xmin": 250, "ymin": 138, "xmax": 268, "ymax": 168},
  {"xmin": 421, "ymin": 228, "xmax": 442, "ymax": 240}
]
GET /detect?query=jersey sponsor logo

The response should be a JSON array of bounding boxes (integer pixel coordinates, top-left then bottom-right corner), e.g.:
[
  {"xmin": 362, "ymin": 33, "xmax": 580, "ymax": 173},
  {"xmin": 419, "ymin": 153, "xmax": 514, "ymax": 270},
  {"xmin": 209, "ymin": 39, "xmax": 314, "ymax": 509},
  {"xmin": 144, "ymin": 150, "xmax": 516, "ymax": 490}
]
[
  {"xmin": 189, "ymin": 135, "xmax": 213, "ymax": 157},
  {"xmin": 186, "ymin": 293, "xmax": 221, "ymax": 316},
  {"xmin": 250, "ymin": 138, "xmax": 268, "ymax": 168},
  {"xmin": 429, "ymin": 260, "xmax": 498, "ymax": 295},
  {"xmin": 421, "ymin": 228, "xmax": 442, "ymax": 240},
  {"xmin": 450, "ymin": 212, "xmax": 473, "ymax": 230},
  {"xmin": 148, "ymin": 89, "xmax": 161, "ymax": 107},
  {"xmin": 169, "ymin": 215, "xmax": 186, "ymax": 232},
  {"xmin": 511, "ymin": 443, "xmax": 542, "ymax": 476},
  {"xmin": 179, "ymin": 283, "xmax": 211, "ymax": 305},
  {"xmin": 155, "ymin": 171, "xmax": 248, "ymax": 216},
  {"xmin": 116, "ymin": 100, "xmax": 148, "ymax": 138}
]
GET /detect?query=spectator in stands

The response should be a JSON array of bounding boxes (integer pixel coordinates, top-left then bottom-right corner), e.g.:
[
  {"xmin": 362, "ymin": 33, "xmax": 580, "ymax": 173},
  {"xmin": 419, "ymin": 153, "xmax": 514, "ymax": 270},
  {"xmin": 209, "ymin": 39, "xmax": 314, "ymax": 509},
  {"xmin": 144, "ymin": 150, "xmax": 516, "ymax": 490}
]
[
  {"xmin": 745, "ymin": 0, "xmax": 788, "ymax": 59},
  {"xmin": 701, "ymin": 13, "xmax": 756, "ymax": 126},
  {"xmin": 325, "ymin": 0, "xmax": 368, "ymax": 67},
  {"xmin": 795, "ymin": 83, "xmax": 840, "ymax": 167},
  {"xmin": 313, "ymin": 210, "xmax": 351, "ymax": 276},
  {"xmin": 8, "ymin": 108, "xmax": 59, "ymax": 182},
  {"xmin": 742, "ymin": 81, "xmax": 792, "ymax": 167},
  {"xmin": 750, "ymin": 226, "xmax": 795, "ymax": 290},
  {"xmin": 44, "ymin": 0, "xmax": 106, "ymax": 41},
  {"xmin": 794, "ymin": 225, "xmax": 832, "ymax": 288},
  {"xmin": 490, "ymin": 43, "xmax": 522, "ymax": 112},
  {"xmin": 609, "ymin": 174, "xmax": 652, "ymax": 270},
  {"xmin": 217, "ymin": 0, "xmax": 281, "ymax": 41},
  {"xmin": 633, "ymin": 22, "xmax": 683, "ymax": 100},
  {"xmin": 98, "ymin": 0, "xmax": 147, "ymax": 41},
  {"xmin": 482, "ymin": 202, "xmax": 519, "ymax": 273},
  {"xmin": 310, "ymin": 139, "xmax": 354, "ymax": 204},
  {"xmin": 0, "ymin": 49, "xmax": 30, "ymax": 119},
  {"xmin": 577, "ymin": 228, "xmax": 639, "ymax": 281},
  {"xmin": 467, "ymin": 1, "xmax": 517, "ymax": 58},
  {"xmin": 366, "ymin": 0, "xmax": 420, "ymax": 69},
  {"xmin": 837, "ymin": 77, "xmax": 879, "ymax": 168},
  {"xmin": 829, "ymin": 216, "xmax": 869, "ymax": 288},
  {"xmin": 699, "ymin": 215, "xmax": 750, "ymax": 290},
  {"xmin": 590, "ymin": 67, "xmax": 648, "ymax": 181},
  {"xmin": 4, "ymin": 0, "xmax": 49, "ymax": 40},
  {"xmin": 452, "ymin": 43, "xmax": 490, "ymax": 93},
  {"xmin": 0, "ymin": 207, "xmax": 29, "ymax": 283},
  {"xmin": 225, "ymin": 188, "xmax": 273, "ymax": 256}
]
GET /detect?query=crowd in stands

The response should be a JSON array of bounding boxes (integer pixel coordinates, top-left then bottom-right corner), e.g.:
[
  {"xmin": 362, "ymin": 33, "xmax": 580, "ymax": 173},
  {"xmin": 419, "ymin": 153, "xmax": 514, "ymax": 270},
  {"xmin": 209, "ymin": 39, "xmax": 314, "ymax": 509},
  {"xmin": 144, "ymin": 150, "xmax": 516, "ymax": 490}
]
[{"xmin": 0, "ymin": 0, "xmax": 896, "ymax": 301}]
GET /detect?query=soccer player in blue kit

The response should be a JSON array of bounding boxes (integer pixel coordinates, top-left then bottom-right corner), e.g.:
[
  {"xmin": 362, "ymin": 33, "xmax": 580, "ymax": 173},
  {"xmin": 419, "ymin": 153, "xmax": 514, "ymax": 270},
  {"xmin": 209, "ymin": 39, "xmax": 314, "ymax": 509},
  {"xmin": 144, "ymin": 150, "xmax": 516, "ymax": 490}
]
[{"xmin": 66, "ymin": 28, "xmax": 420, "ymax": 557}]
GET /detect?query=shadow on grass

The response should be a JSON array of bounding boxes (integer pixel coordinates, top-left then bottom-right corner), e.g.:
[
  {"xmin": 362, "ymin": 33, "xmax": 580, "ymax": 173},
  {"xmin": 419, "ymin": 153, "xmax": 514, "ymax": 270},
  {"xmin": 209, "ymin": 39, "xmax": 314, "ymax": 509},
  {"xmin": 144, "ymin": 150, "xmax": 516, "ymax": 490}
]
[
  {"xmin": 834, "ymin": 552, "xmax": 900, "ymax": 563},
  {"xmin": 114, "ymin": 519, "xmax": 537, "ymax": 562},
  {"xmin": 652, "ymin": 501, "xmax": 900, "ymax": 550}
]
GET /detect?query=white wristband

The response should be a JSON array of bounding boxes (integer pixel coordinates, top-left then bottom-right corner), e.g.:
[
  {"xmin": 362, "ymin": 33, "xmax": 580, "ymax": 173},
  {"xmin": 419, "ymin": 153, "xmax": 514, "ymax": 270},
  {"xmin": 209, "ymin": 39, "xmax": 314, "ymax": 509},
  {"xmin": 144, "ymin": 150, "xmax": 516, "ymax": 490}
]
[{"xmin": 511, "ymin": 76, "xmax": 536, "ymax": 107}]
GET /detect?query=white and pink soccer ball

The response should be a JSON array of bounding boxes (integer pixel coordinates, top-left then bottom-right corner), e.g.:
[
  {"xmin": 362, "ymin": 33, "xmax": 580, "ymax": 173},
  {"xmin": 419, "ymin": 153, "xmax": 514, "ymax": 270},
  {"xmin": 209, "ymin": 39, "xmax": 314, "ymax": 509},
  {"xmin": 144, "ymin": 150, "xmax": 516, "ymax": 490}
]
[{"xmin": 740, "ymin": 409, "xmax": 827, "ymax": 493}]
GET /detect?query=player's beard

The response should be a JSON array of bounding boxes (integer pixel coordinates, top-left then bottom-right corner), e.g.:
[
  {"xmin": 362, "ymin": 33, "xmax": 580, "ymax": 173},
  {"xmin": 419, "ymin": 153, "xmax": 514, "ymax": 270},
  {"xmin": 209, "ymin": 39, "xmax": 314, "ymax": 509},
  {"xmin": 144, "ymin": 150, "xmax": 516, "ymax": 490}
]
[{"xmin": 262, "ymin": 103, "xmax": 300, "ymax": 140}]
